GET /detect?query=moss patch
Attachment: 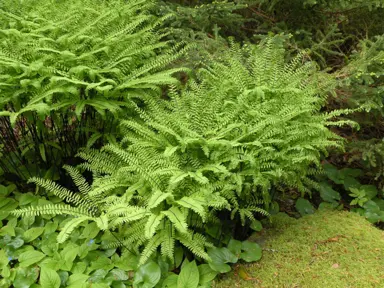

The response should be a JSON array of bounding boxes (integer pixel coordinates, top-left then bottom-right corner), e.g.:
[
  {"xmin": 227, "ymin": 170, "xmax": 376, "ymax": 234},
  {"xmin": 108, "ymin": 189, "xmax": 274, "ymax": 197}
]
[{"xmin": 215, "ymin": 211, "xmax": 384, "ymax": 288}]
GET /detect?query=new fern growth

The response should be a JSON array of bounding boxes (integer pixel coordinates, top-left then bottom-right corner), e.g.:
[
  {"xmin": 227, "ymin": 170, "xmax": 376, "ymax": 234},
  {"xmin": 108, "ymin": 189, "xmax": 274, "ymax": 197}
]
[{"xmin": 13, "ymin": 37, "xmax": 348, "ymax": 267}]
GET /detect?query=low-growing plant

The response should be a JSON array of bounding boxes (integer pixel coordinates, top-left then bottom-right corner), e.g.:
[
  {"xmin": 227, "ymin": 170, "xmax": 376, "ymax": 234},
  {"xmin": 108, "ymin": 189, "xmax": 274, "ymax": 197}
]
[{"xmin": 318, "ymin": 163, "xmax": 384, "ymax": 223}]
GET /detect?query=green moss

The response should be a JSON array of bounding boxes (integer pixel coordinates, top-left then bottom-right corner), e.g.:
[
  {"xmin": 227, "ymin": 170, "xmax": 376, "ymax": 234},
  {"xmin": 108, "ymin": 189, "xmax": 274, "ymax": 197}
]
[{"xmin": 215, "ymin": 211, "xmax": 384, "ymax": 288}]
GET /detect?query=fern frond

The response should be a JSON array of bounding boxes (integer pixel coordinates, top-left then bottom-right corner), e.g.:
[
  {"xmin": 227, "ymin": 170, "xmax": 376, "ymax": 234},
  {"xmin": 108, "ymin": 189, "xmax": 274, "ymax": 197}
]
[
  {"xmin": 11, "ymin": 204, "xmax": 92, "ymax": 217},
  {"xmin": 28, "ymin": 177, "xmax": 93, "ymax": 210},
  {"xmin": 57, "ymin": 216, "xmax": 92, "ymax": 243}
]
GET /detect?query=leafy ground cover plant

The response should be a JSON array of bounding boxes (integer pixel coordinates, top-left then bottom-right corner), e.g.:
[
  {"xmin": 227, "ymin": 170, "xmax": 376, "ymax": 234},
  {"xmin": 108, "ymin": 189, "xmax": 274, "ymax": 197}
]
[
  {"xmin": 0, "ymin": 0, "xmax": 187, "ymax": 184},
  {"xmin": 1, "ymin": 183, "xmax": 259, "ymax": 288},
  {"xmin": 12, "ymin": 37, "xmax": 350, "ymax": 273},
  {"xmin": 317, "ymin": 163, "xmax": 384, "ymax": 224}
]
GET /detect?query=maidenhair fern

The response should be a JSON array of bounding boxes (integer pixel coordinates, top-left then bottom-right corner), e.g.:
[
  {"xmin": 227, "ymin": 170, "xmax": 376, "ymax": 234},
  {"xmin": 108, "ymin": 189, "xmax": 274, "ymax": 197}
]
[
  {"xmin": 0, "ymin": 0, "xmax": 187, "ymax": 180},
  {"xmin": 13, "ymin": 37, "xmax": 348, "ymax": 266}
]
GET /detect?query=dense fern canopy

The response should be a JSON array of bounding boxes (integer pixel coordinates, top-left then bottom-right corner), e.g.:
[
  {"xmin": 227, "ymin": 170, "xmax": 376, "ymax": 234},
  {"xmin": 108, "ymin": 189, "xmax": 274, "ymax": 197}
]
[
  {"xmin": 13, "ymin": 37, "xmax": 349, "ymax": 266},
  {"xmin": 0, "ymin": 0, "xmax": 188, "ymax": 180},
  {"xmin": 0, "ymin": 0, "xmax": 187, "ymax": 120}
]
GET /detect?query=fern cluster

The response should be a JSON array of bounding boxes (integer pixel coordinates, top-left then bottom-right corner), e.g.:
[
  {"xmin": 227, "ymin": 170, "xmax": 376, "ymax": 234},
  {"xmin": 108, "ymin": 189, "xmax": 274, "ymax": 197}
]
[
  {"xmin": 0, "ymin": 0, "xmax": 186, "ymax": 181},
  {"xmin": 12, "ymin": 37, "xmax": 348, "ymax": 266}
]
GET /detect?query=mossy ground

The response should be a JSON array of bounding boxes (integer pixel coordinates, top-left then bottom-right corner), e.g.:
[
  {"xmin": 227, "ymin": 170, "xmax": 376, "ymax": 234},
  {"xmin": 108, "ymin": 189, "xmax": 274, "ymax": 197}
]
[{"xmin": 214, "ymin": 211, "xmax": 384, "ymax": 288}]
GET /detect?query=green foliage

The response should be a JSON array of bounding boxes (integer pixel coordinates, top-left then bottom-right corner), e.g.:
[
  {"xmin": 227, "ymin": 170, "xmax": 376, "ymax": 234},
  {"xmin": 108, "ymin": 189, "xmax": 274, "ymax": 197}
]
[
  {"xmin": 330, "ymin": 36, "xmax": 384, "ymax": 191},
  {"xmin": 160, "ymin": 0, "xmax": 384, "ymax": 69},
  {"xmin": 1, "ymin": 188, "xmax": 224, "ymax": 288},
  {"xmin": 1, "ymin": 0, "xmax": 384, "ymax": 287},
  {"xmin": 0, "ymin": 0, "xmax": 186, "ymax": 182},
  {"xmin": 12, "ymin": 37, "xmax": 348, "ymax": 269},
  {"xmin": 338, "ymin": 36, "xmax": 384, "ymax": 111},
  {"xmin": 295, "ymin": 198, "xmax": 315, "ymax": 216},
  {"xmin": 319, "ymin": 163, "xmax": 384, "ymax": 223},
  {"xmin": 158, "ymin": 1, "xmax": 248, "ymax": 38}
]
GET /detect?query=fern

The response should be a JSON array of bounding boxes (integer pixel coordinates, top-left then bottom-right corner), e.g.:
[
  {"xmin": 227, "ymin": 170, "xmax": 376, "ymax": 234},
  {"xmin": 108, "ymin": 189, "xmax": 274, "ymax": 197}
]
[
  {"xmin": 57, "ymin": 216, "xmax": 92, "ymax": 243},
  {"xmin": 0, "ymin": 0, "xmax": 187, "ymax": 181},
  {"xmin": 12, "ymin": 36, "xmax": 348, "ymax": 266}
]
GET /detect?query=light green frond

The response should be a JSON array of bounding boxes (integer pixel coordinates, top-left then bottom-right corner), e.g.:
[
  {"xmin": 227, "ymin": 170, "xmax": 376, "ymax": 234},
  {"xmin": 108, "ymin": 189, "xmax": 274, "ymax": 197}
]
[
  {"xmin": 57, "ymin": 216, "xmax": 92, "ymax": 243},
  {"xmin": 12, "ymin": 204, "xmax": 92, "ymax": 217},
  {"xmin": 162, "ymin": 207, "xmax": 188, "ymax": 234}
]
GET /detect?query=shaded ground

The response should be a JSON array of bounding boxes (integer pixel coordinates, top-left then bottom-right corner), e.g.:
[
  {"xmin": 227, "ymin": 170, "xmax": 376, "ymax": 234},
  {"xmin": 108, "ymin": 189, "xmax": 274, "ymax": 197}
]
[{"xmin": 215, "ymin": 211, "xmax": 384, "ymax": 288}]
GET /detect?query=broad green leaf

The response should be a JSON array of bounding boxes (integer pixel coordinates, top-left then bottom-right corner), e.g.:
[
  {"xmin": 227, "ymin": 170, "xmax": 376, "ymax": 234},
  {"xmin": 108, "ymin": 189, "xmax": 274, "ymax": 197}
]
[
  {"xmin": 319, "ymin": 182, "xmax": 341, "ymax": 203},
  {"xmin": 19, "ymin": 250, "xmax": 45, "ymax": 267},
  {"xmin": 13, "ymin": 267, "xmax": 39, "ymax": 288},
  {"xmin": 295, "ymin": 198, "xmax": 315, "ymax": 216},
  {"xmin": 108, "ymin": 268, "xmax": 129, "ymax": 281},
  {"xmin": 318, "ymin": 202, "xmax": 340, "ymax": 210},
  {"xmin": 133, "ymin": 261, "xmax": 161, "ymax": 288},
  {"xmin": 66, "ymin": 282, "xmax": 88, "ymax": 288},
  {"xmin": 60, "ymin": 244, "xmax": 79, "ymax": 271},
  {"xmin": 88, "ymin": 256, "xmax": 113, "ymax": 272},
  {"xmin": 360, "ymin": 185, "xmax": 378, "ymax": 200},
  {"xmin": 207, "ymin": 247, "xmax": 237, "ymax": 273},
  {"xmin": 323, "ymin": 163, "xmax": 342, "ymax": 184},
  {"xmin": 198, "ymin": 264, "xmax": 217, "ymax": 284},
  {"xmin": 114, "ymin": 252, "xmax": 139, "ymax": 271},
  {"xmin": 374, "ymin": 198, "xmax": 384, "ymax": 210},
  {"xmin": 39, "ymin": 258, "xmax": 61, "ymax": 271},
  {"xmin": 58, "ymin": 271, "xmax": 69, "ymax": 287},
  {"xmin": 0, "ymin": 250, "xmax": 8, "ymax": 268},
  {"xmin": 44, "ymin": 222, "xmax": 58, "ymax": 235},
  {"xmin": 41, "ymin": 234, "xmax": 59, "ymax": 256},
  {"xmin": 18, "ymin": 193, "xmax": 37, "ymax": 205},
  {"xmin": 342, "ymin": 176, "xmax": 360, "ymax": 190},
  {"xmin": 174, "ymin": 247, "xmax": 184, "ymax": 268},
  {"xmin": 162, "ymin": 207, "xmax": 188, "ymax": 234},
  {"xmin": 71, "ymin": 262, "xmax": 87, "ymax": 274},
  {"xmin": 340, "ymin": 168, "xmax": 363, "ymax": 178},
  {"xmin": 0, "ymin": 225, "xmax": 15, "ymax": 237},
  {"xmin": 0, "ymin": 185, "xmax": 9, "ymax": 197},
  {"xmin": 1, "ymin": 265, "xmax": 10, "ymax": 278},
  {"xmin": 112, "ymin": 283, "xmax": 127, "ymax": 288},
  {"xmin": 0, "ymin": 198, "xmax": 18, "ymax": 220},
  {"xmin": 67, "ymin": 273, "xmax": 89, "ymax": 286},
  {"xmin": 88, "ymin": 269, "xmax": 109, "ymax": 282},
  {"xmin": 250, "ymin": 220, "xmax": 263, "ymax": 231},
  {"xmin": 177, "ymin": 260, "xmax": 199, "ymax": 288},
  {"xmin": 162, "ymin": 274, "xmax": 178, "ymax": 288},
  {"xmin": 40, "ymin": 267, "xmax": 61, "ymax": 288},
  {"xmin": 363, "ymin": 200, "xmax": 381, "ymax": 213},
  {"xmin": 92, "ymin": 284, "xmax": 110, "ymax": 288},
  {"xmin": 240, "ymin": 241, "xmax": 262, "ymax": 262},
  {"xmin": 80, "ymin": 222, "xmax": 100, "ymax": 239},
  {"xmin": 227, "ymin": 239, "xmax": 242, "ymax": 256},
  {"xmin": 24, "ymin": 227, "xmax": 45, "ymax": 242}
]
